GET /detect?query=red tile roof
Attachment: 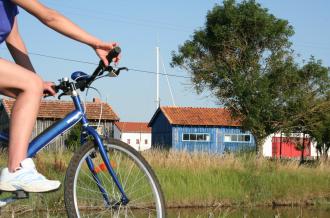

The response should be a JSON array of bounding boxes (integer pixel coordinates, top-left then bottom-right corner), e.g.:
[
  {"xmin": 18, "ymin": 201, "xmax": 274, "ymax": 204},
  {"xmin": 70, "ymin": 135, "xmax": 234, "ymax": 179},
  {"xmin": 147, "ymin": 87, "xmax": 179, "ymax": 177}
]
[
  {"xmin": 115, "ymin": 122, "xmax": 151, "ymax": 133},
  {"xmin": 1, "ymin": 99, "xmax": 119, "ymax": 121},
  {"xmin": 149, "ymin": 106, "xmax": 241, "ymax": 127}
]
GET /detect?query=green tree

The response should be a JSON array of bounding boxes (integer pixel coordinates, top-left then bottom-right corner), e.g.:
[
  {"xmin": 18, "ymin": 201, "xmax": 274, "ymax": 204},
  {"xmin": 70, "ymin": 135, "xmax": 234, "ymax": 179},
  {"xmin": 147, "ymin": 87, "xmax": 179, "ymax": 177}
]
[
  {"xmin": 171, "ymin": 0, "xmax": 295, "ymax": 151},
  {"xmin": 280, "ymin": 58, "xmax": 330, "ymax": 160},
  {"xmin": 65, "ymin": 123, "xmax": 82, "ymax": 151},
  {"xmin": 314, "ymin": 115, "xmax": 330, "ymax": 160},
  {"xmin": 305, "ymin": 92, "xmax": 330, "ymax": 160}
]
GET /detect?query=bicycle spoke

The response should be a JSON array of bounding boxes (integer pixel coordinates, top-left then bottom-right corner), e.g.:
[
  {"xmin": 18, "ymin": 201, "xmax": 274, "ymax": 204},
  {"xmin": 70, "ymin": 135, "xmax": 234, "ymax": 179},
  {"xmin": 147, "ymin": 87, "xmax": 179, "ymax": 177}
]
[
  {"xmin": 66, "ymin": 142, "xmax": 164, "ymax": 217},
  {"xmin": 76, "ymin": 182, "xmax": 107, "ymax": 195},
  {"xmin": 125, "ymin": 172, "xmax": 147, "ymax": 194},
  {"xmin": 80, "ymin": 166, "xmax": 109, "ymax": 195},
  {"xmin": 76, "ymin": 196, "xmax": 105, "ymax": 203},
  {"xmin": 123, "ymin": 161, "xmax": 137, "ymax": 190},
  {"xmin": 112, "ymin": 150, "xmax": 124, "ymax": 185}
]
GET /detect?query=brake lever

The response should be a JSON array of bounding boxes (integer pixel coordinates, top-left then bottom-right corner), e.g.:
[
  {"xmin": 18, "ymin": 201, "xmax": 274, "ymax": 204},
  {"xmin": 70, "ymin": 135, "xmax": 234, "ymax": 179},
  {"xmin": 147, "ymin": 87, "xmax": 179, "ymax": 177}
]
[
  {"xmin": 58, "ymin": 93, "xmax": 65, "ymax": 100},
  {"xmin": 110, "ymin": 67, "xmax": 128, "ymax": 77}
]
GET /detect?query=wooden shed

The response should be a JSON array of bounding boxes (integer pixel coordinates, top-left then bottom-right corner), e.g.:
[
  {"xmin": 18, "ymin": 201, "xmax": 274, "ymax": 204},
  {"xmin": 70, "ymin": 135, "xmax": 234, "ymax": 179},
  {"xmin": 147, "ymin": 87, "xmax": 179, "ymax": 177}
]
[
  {"xmin": 0, "ymin": 98, "xmax": 119, "ymax": 151},
  {"xmin": 148, "ymin": 106, "xmax": 256, "ymax": 153}
]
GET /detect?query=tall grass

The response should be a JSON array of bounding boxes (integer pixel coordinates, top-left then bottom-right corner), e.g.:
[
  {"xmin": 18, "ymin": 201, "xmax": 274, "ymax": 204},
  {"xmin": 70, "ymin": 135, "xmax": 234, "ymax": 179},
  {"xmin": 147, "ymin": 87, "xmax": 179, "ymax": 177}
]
[
  {"xmin": 143, "ymin": 150, "xmax": 330, "ymax": 207},
  {"xmin": 0, "ymin": 149, "xmax": 329, "ymax": 213}
]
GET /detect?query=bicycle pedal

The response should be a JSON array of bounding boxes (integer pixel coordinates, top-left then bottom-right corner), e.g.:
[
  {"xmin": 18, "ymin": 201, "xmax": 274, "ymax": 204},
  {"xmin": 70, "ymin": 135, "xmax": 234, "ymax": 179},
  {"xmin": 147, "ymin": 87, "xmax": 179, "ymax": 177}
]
[
  {"xmin": 0, "ymin": 191, "xmax": 29, "ymax": 208},
  {"xmin": 13, "ymin": 190, "xmax": 29, "ymax": 199}
]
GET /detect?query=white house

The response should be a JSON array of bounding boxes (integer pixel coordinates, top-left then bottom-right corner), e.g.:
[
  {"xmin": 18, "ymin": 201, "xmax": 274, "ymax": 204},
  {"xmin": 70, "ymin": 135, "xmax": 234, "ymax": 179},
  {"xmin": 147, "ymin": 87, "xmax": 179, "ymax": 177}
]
[
  {"xmin": 114, "ymin": 122, "xmax": 151, "ymax": 151},
  {"xmin": 262, "ymin": 133, "xmax": 328, "ymax": 159}
]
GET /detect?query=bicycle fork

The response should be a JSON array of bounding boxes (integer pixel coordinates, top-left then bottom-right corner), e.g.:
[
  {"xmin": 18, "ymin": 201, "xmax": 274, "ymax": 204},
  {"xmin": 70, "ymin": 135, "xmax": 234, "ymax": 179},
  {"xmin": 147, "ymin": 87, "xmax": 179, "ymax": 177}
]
[{"xmin": 83, "ymin": 127, "xmax": 130, "ymax": 208}]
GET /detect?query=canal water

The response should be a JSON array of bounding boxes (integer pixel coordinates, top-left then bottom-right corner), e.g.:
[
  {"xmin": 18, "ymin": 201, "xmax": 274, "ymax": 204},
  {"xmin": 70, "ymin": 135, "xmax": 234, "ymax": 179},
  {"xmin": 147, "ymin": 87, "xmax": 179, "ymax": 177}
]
[
  {"xmin": 167, "ymin": 207, "xmax": 330, "ymax": 218},
  {"xmin": 0, "ymin": 207, "xmax": 329, "ymax": 217}
]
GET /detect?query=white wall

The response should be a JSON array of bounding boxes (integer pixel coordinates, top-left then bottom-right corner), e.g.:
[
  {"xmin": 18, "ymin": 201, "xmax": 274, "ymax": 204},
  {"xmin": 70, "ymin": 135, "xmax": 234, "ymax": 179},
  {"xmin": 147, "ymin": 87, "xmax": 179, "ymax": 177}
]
[
  {"xmin": 262, "ymin": 134, "xmax": 273, "ymax": 157},
  {"xmin": 310, "ymin": 140, "xmax": 318, "ymax": 157},
  {"xmin": 121, "ymin": 132, "xmax": 151, "ymax": 151},
  {"xmin": 113, "ymin": 126, "xmax": 151, "ymax": 151}
]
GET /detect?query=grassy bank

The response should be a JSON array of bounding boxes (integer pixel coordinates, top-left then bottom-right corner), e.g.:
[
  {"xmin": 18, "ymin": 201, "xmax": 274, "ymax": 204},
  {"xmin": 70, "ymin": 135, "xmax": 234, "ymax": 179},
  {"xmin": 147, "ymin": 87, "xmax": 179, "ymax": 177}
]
[
  {"xmin": 144, "ymin": 151, "xmax": 330, "ymax": 207},
  {"xmin": 0, "ymin": 150, "xmax": 329, "ymax": 212}
]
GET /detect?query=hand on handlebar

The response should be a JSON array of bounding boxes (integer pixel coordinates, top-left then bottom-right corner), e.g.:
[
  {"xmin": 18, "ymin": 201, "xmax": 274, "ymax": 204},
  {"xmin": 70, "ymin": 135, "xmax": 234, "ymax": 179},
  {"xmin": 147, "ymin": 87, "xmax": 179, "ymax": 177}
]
[
  {"xmin": 51, "ymin": 46, "xmax": 122, "ymax": 99},
  {"xmin": 94, "ymin": 41, "xmax": 120, "ymax": 66},
  {"xmin": 43, "ymin": 81, "xmax": 56, "ymax": 97}
]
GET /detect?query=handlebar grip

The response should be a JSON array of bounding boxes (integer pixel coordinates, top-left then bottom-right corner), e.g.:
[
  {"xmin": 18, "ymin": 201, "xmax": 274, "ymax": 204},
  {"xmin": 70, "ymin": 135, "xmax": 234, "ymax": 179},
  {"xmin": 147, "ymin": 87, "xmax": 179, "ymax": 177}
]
[
  {"xmin": 53, "ymin": 85, "xmax": 60, "ymax": 93},
  {"xmin": 106, "ymin": 47, "xmax": 121, "ymax": 64}
]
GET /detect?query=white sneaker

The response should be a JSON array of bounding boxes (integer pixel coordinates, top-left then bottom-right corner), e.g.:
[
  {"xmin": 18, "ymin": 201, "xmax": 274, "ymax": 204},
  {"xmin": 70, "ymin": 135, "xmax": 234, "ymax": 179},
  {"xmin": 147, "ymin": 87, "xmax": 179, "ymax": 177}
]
[{"xmin": 0, "ymin": 158, "xmax": 61, "ymax": 192}]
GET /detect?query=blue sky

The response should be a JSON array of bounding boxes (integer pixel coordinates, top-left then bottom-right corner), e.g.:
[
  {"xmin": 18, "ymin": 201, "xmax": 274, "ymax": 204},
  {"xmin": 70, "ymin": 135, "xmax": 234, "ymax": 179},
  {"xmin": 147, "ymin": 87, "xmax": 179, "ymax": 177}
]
[{"xmin": 1, "ymin": 0, "xmax": 329, "ymax": 122}]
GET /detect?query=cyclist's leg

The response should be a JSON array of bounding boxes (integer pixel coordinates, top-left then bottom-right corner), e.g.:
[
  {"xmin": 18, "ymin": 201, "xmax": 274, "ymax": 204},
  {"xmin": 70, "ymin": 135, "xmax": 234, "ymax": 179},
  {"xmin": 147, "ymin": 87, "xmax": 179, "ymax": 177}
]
[
  {"xmin": 0, "ymin": 58, "xmax": 43, "ymax": 171},
  {"xmin": 0, "ymin": 59, "xmax": 61, "ymax": 192}
]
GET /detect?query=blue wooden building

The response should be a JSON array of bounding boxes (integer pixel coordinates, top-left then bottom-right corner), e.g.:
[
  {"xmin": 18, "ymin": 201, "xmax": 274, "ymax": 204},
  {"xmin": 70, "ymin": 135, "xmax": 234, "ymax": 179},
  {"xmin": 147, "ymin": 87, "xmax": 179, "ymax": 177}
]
[{"xmin": 148, "ymin": 107, "xmax": 256, "ymax": 153}]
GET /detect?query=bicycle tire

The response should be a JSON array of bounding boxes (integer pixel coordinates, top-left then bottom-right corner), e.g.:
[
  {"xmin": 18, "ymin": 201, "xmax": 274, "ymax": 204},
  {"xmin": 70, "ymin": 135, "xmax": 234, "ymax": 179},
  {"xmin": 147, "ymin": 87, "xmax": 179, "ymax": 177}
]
[{"xmin": 64, "ymin": 139, "xmax": 166, "ymax": 218}]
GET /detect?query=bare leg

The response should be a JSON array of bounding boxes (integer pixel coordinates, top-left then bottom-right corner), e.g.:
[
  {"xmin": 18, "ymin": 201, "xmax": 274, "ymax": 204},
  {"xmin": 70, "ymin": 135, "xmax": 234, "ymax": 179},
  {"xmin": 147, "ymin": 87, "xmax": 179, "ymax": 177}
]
[{"xmin": 0, "ymin": 59, "xmax": 43, "ymax": 172}]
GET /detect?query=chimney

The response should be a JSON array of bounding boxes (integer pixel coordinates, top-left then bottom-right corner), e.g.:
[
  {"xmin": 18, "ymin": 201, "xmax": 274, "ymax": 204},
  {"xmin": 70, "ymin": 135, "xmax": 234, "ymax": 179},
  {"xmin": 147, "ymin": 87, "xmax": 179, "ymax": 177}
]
[{"xmin": 93, "ymin": 98, "xmax": 101, "ymax": 103}]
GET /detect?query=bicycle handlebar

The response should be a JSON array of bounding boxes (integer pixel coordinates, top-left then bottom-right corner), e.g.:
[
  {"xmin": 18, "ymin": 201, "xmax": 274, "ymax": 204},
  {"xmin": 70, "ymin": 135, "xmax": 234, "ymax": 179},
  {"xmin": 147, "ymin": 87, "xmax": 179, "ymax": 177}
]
[
  {"xmin": 106, "ymin": 47, "xmax": 121, "ymax": 64},
  {"xmin": 53, "ymin": 47, "xmax": 122, "ymax": 98},
  {"xmin": 88, "ymin": 46, "xmax": 121, "ymax": 84}
]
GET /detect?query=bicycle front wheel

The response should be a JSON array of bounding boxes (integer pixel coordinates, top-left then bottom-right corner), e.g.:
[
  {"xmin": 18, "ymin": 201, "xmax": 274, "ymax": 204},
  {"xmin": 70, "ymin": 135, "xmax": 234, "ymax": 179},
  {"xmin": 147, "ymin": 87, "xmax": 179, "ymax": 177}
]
[{"xmin": 64, "ymin": 139, "xmax": 165, "ymax": 218}]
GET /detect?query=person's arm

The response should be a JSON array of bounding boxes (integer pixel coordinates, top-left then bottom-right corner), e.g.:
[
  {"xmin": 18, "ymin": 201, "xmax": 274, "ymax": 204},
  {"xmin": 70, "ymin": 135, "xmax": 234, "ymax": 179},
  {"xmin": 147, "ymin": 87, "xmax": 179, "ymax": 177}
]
[
  {"xmin": 5, "ymin": 17, "xmax": 35, "ymax": 72},
  {"xmin": 5, "ymin": 17, "xmax": 56, "ymax": 96},
  {"xmin": 11, "ymin": 0, "xmax": 117, "ymax": 65}
]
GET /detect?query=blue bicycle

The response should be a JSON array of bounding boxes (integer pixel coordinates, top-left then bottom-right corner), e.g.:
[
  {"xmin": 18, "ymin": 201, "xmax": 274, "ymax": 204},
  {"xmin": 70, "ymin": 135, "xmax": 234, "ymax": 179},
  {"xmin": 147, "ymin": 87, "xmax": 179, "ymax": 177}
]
[{"xmin": 0, "ymin": 47, "xmax": 165, "ymax": 217}]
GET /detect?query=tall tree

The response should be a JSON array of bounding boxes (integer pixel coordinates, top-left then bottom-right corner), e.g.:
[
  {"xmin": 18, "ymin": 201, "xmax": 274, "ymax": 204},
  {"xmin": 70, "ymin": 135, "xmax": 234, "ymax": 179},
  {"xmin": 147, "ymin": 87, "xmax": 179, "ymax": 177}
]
[
  {"xmin": 280, "ymin": 58, "xmax": 330, "ymax": 160},
  {"xmin": 171, "ymin": 0, "xmax": 295, "ymax": 150}
]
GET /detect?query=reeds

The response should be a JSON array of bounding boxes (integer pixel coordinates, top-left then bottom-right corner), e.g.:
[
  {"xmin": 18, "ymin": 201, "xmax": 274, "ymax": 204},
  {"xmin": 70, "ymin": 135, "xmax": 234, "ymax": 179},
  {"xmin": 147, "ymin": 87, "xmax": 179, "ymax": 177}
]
[
  {"xmin": 142, "ymin": 149, "xmax": 330, "ymax": 207},
  {"xmin": 0, "ymin": 149, "xmax": 329, "ymax": 211}
]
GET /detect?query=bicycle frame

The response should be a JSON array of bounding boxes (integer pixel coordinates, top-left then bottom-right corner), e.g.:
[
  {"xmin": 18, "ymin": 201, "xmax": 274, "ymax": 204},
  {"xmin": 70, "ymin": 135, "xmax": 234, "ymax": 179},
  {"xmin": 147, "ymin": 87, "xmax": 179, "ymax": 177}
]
[{"xmin": 0, "ymin": 91, "xmax": 129, "ymax": 205}]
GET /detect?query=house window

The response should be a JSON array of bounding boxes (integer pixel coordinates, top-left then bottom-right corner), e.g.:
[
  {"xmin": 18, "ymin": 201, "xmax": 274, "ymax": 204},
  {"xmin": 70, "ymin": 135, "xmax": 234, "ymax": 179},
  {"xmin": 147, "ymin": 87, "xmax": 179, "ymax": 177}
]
[
  {"xmin": 136, "ymin": 139, "xmax": 140, "ymax": 144},
  {"xmin": 224, "ymin": 134, "xmax": 251, "ymax": 143},
  {"xmin": 127, "ymin": 139, "xmax": 130, "ymax": 144},
  {"xmin": 145, "ymin": 139, "xmax": 148, "ymax": 144},
  {"xmin": 182, "ymin": 133, "xmax": 210, "ymax": 142}
]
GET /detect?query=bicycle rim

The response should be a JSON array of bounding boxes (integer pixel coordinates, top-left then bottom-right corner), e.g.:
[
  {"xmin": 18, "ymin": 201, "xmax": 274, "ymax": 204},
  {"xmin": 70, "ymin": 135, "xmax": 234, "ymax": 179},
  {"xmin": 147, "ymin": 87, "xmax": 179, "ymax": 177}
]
[{"xmin": 71, "ymin": 143, "xmax": 164, "ymax": 217}]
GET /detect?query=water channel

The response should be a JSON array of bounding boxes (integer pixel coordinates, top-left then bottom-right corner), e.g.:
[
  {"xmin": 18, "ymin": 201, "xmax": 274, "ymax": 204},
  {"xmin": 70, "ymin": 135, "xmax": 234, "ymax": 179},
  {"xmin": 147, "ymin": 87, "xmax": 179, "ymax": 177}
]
[
  {"xmin": 167, "ymin": 207, "xmax": 330, "ymax": 217},
  {"xmin": 0, "ymin": 207, "xmax": 329, "ymax": 217}
]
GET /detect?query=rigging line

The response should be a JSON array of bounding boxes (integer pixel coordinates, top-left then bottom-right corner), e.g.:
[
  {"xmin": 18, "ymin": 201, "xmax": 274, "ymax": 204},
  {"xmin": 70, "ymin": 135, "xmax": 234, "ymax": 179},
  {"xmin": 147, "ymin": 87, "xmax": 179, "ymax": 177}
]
[
  {"xmin": 46, "ymin": 1, "xmax": 194, "ymax": 32},
  {"xmin": 127, "ymin": 68, "xmax": 192, "ymax": 79},
  {"xmin": 24, "ymin": 51, "xmax": 98, "ymax": 66},
  {"xmin": 160, "ymin": 53, "xmax": 176, "ymax": 106},
  {"xmin": 0, "ymin": 47, "xmax": 97, "ymax": 66},
  {"xmin": 0, "ymin": 47, "xmax": 193, "ymax": 79},
  {"xmin": 58, "ymin": 10, "xmax": 193, "ymax": 32}
]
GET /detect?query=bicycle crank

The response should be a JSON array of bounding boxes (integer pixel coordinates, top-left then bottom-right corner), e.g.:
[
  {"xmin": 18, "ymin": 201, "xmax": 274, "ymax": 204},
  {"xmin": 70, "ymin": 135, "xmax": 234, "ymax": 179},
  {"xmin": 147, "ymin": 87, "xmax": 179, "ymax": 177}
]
[{"xmin": 0, "ymin": 190, "xmax": 29, "ymax": 207}]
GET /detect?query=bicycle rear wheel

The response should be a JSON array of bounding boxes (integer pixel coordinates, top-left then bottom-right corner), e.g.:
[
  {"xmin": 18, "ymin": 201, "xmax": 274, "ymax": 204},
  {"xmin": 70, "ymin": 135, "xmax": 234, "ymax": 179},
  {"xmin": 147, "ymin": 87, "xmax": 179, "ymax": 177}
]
[{"xmin": 64, "ymin": 139, "xmax": 165, "ymax": 218}]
